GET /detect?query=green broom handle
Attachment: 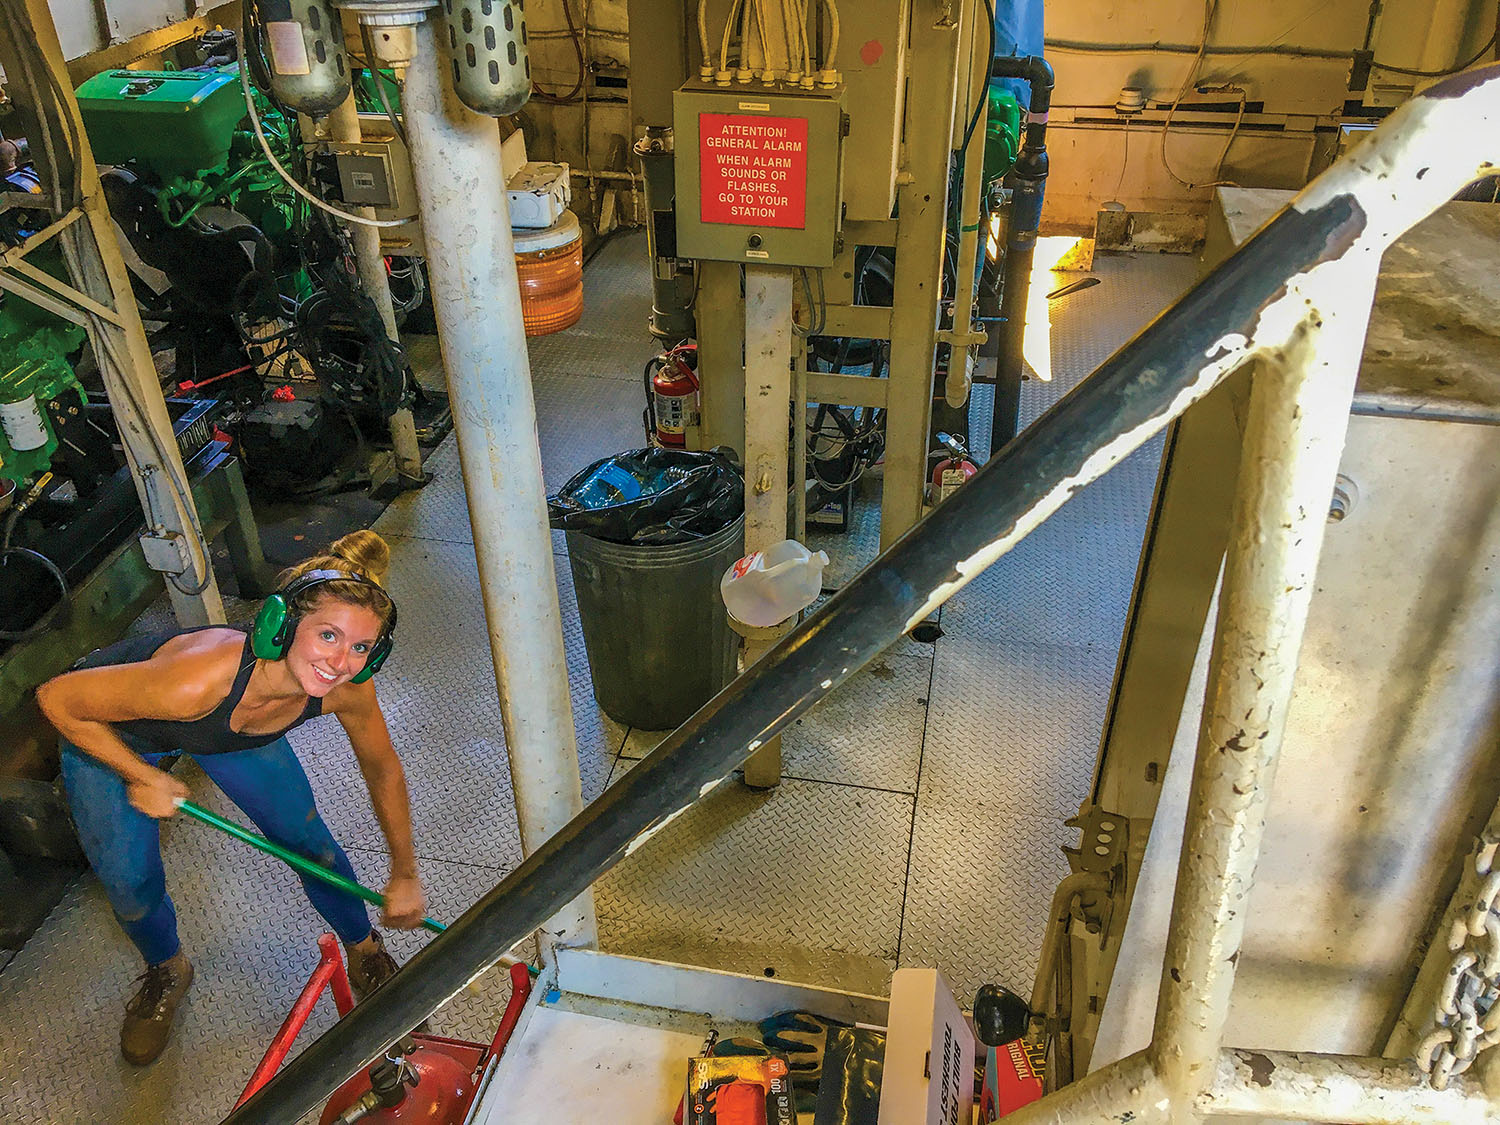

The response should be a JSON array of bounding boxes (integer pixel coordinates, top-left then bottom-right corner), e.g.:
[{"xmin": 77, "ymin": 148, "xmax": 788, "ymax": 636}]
[{"xmin": 175, "ymin": 798, "xmax": 447, "ymax": 934}]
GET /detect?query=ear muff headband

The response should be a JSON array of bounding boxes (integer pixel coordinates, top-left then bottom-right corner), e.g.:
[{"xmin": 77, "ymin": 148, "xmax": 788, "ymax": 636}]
[{"xmin": 250, "ymin": 569, "xmax": 397, "ymax": 684}]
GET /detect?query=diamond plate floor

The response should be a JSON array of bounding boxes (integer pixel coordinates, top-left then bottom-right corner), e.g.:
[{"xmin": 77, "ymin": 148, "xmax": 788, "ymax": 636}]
[
  {"xmin": 0, "ymin": 233, "xmax": 1196, "ymax": 1122},
  {"xmin": 898, "ymin": 251, "xmax": 1193, "ymax": 998}
]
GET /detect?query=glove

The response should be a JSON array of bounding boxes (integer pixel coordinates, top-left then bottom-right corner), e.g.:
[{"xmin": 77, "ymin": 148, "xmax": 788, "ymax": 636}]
[{"xmin": 758, "ymin": 1010, "xmax": 847, "ymax": 1083}]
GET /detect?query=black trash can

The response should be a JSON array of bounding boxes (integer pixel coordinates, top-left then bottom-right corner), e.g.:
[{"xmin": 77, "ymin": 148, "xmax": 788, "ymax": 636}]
[
  {"xmin": 565, "ymin": 513, "xmax": 745, "ymax": 729},
  {"xmin": 550, "ymin": 447, "xmax": 746, "ymax": 730}
]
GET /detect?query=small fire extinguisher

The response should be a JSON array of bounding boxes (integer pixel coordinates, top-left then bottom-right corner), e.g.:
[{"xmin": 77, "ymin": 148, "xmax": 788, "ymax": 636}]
[
  {"xmin": 930, "ymin": 431, "xmax": 977, "ymax": 505},
  {"xmin": 646, "ymin": 343, "xmax": 700, "ymax": 447}
]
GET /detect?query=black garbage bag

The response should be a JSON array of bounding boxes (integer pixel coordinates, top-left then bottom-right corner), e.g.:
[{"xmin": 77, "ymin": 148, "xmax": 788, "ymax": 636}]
[{"xmin": 548, "ymin": 446, "xmax": 744, "ymax": 545}]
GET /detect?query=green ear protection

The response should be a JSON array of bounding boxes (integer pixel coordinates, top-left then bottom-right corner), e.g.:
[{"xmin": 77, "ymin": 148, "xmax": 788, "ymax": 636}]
[{"xmin": 250, "ymin": 569, "xmax": 397, "ymax": 684}]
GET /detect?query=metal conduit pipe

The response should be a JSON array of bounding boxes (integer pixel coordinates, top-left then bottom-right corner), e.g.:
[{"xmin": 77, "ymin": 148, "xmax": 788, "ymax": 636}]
[
  {"xmin": 223, "ymin": 66, "xmax": 1500, "ymax": 1125},
  {"xmin": 398, "ymin": 18, "xmax": 597, "ymax": 949},
  {"xmin": 985, "ymin": 53, "xmax": 1052, "ymax": 451}
]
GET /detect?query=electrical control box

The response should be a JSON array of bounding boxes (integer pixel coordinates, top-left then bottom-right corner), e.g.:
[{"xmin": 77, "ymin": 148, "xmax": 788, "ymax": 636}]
[{"xmin": 672, "ymin": 82, "xmax": 846, "ymax": 267}]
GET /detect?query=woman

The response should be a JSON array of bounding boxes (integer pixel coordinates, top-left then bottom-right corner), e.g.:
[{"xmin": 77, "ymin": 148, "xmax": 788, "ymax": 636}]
[{"xmin": 37, "ymin": 530, "xmax": 425, "ymax": 1066}]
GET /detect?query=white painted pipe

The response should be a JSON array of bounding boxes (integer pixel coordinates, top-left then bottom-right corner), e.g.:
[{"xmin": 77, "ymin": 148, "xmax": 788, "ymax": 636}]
[
  {"xmin": 1204, "ymin": 1049, "xmax": 1493, "ymax": 1123},
  {"xmin": 322, "ymin": 95, "xmax": 424, "ymax": 482},
  {"xmin": 401, "ymin": 19, "xmax": 597, "ymax": 960},
  {"xmin": 1149, "ymin": 264, "xmax": 1378, "ymax": 1111}
]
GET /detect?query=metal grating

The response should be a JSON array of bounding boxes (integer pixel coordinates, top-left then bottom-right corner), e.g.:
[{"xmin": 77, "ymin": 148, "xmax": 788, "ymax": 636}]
[
  {"xmin": 593, "ymin": 766, "xmax": 913, "ymax": 968},
  {"xmin": 896, "ymin": 251, "xmax": 1197, "ymax": 1001}
]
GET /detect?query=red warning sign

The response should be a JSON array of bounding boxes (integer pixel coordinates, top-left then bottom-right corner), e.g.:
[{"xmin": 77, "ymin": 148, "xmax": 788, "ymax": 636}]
[{"xmin": 699, "ymin": 113, "xmax": 808, "ymax": 229}]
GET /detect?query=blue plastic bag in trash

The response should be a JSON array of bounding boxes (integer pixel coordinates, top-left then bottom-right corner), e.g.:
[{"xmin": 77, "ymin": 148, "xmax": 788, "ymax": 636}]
[{"xmin": 547, "ymin": 447, "xmax": 744, "ymax": 546}]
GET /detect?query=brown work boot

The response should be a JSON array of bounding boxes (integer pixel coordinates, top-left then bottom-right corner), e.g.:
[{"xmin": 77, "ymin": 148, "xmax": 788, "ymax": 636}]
[
  {"xmin": 345, "ymin": 929, "xmax": 398, "ymax": 1001},
  {"xmin": 120, "ymin": 950, "xmax": 193, "ymax": 1066}
]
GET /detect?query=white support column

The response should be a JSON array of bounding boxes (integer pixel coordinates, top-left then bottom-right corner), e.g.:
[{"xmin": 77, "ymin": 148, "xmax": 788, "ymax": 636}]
[
  {"xmin": 319, "ymin": 95, "xmax": 425, "ymax": 486},
  {"xmin": 739, "ymin": 265, "xmax": 794, "ymax": 788},
  {"xmin": 401, "ymin": 18, "xmax": 596, "ymax": 960}
]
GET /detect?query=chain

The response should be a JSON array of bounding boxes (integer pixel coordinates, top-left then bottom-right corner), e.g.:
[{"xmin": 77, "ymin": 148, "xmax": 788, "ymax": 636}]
[{"xmin": 1415, "ymin": 819, "xmax": 1500, "ymax": 1089}]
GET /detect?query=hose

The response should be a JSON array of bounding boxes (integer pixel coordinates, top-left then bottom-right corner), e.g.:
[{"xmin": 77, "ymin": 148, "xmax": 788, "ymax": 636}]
[{"xmin": 0, "ymin": 545, "xmax": 70, "ymax": 642}]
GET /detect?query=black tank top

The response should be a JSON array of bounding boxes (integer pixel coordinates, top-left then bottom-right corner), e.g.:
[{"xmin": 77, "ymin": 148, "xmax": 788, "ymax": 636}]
[{"xmin": 74, "ymin": 627, "xmax": 324, "ymax": 756}]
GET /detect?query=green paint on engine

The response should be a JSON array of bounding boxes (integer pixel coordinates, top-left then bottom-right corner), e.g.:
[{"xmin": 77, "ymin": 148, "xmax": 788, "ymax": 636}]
[
  {"xmin": 985, "ymin": 85, "xmax": 1023, "ymax": 187},
  {"xmin": 75, "ymin": 64, "xmax": 300, "ymax": 244},
  {"xmin": 0, "ymin": 301, "xmax": 85, "ymax": 485}
]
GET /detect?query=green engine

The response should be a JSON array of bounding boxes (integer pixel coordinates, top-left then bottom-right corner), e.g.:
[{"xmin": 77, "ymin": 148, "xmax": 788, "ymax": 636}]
[
  {"xmin": 0, "ymin": 301, "xmax": 85, "ymax": 486},
  {"xmin": 75, "ymin": 64, "xmax": 297, "ymax": 243}
]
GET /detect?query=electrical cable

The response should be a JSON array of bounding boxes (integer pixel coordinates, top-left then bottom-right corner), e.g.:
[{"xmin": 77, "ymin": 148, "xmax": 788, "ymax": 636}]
[
  {"xmin": 372, "ymin": 74, "xmax": 407, "ymax": 148},
  {"xmin": 698, "ymin": 0, "xmax": 713, "ymax": 71},
  {"xmin": 720, "ymin": 0, "xmax": 749, "ymax": 76},
  {"xmin": 0, "ymin": 546, "xmax": 70, "ymax": 642},
  {"xmin": 1044, "ymin": 37, "xmax": 1352, "ymax": 59},
  {"xmin": 959, "ymin": 0, "xmax": 997, "ymax": 156},
  {"xmin": 791, "ymin": 267, "xmax": 826, "ymax": 338},
  {"xmin": 1158, "ymin": 0, "xmax": 1244, "ymax": 191},
  {"xmin": 784, "ymin": 0, "xmax": 809, "ymax": 80},
  {"xmin": 237, "ymin": 8, "xmax": 410, "ymax": 229},
  {"xmin": 359, "ymin": 31, "xmax": 408, "ymax": 147},
  {"xmin": 752, "ymin": 0, "xmax": 774, "ymax": 81},
  {"xmin": 1371, "ymin": 33, "xmax": 1497, "ymax": 77},
  {"xmin": 819, "ymin": 0, "xmax": 839, "ymax": 72},
  {"xmin": 532, "ymin": 0, "xmax": 588, "ymax": 103}
]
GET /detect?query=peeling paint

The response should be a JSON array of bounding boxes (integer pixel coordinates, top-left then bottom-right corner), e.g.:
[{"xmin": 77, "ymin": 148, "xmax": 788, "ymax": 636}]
[
  {"xmin": 903, "ymin": 337, "xmax": 1252, "ymax": 633},
  {"xmin": 1243, "ymin": 1051, "xmax": 1276, "ymax": 1088},
  {"xmin": 624, "ymin": 802, "xmax": 693, "ymax": 856}
]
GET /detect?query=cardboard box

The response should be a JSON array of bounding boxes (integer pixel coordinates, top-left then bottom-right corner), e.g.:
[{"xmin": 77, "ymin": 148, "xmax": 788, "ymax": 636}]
[{"xmin": 876, "ymin": 968, "xmax": 975, "ymax": 1125}]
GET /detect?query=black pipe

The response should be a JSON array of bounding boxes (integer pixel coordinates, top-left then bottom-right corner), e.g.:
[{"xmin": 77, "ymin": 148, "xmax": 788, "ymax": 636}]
[
  {"xmin": 985, "ymin": 55, "xmax": 1053, "ymax": 454},
  {"xmin": 223, "ymin": 191, "xmax": 1367, "ymax": 1125}
]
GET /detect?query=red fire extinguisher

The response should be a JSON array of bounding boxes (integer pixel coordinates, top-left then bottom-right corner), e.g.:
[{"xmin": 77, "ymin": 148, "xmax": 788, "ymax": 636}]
[
  {"xmin": 648, "ymin": 343, "xmax": 700, "ymax": 447},
  {"xmin": 930, "ymin": 431, "xmax": 977, "ymax": 505}
]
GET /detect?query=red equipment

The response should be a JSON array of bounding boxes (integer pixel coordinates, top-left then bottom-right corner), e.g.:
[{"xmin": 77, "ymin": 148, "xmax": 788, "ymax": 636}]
[
  {"xmin": 317, "ymin": 1037, "xmax": 484, "ymax": 1124},
  {"xmin": 650, "ymin": 344, "xmax": 700, "ymax": 447},
  {"xmin": 930, "ymin": 431, "xmax": 977, "ymax": 505},
  {"xmin": 236, "ymin": 934, "xmax": 354, "ymax": 1109},
  {"xmin": 236, "ymin": 937, "xmax": 535, "ymax": 1124}
]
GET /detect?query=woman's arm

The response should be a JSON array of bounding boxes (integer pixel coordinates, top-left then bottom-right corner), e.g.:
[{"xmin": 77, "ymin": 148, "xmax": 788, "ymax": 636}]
[
  {"xmin": 35, "ymin": 641, "xmax": 233, "ymax": 818},
  {"xmin": 329, "ymin": 681, "xmax": 425, "ymax": 928}
]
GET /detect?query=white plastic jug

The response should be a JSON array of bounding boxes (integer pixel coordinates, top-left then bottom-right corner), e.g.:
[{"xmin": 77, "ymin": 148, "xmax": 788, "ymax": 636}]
[{"xmin": 720, "ymin": 539, "xmax": 830, "ymax": 627}]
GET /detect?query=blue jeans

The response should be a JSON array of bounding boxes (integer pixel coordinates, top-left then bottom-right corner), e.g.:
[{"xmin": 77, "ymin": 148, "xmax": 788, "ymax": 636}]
[{"xmin": 60, "ymin": 736, "xmax": 373, "ymax": 965}]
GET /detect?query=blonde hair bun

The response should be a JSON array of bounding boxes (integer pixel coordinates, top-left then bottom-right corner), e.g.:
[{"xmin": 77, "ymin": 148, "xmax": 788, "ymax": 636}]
[{"xmin": 329, "ymin": 530, "xmax": 391, "ymax": 584}]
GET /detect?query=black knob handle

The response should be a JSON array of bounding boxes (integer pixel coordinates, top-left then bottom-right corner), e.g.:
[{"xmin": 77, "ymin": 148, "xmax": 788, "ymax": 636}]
[{"xmin": 973, "ymin": 984, "xmax": 1031, "ymax": 1047}]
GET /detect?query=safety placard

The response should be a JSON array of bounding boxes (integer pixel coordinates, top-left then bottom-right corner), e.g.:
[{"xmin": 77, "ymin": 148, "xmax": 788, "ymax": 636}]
[{"xmin": 698, "ymin": 113, "xmax": 808, "ymax": 229}]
